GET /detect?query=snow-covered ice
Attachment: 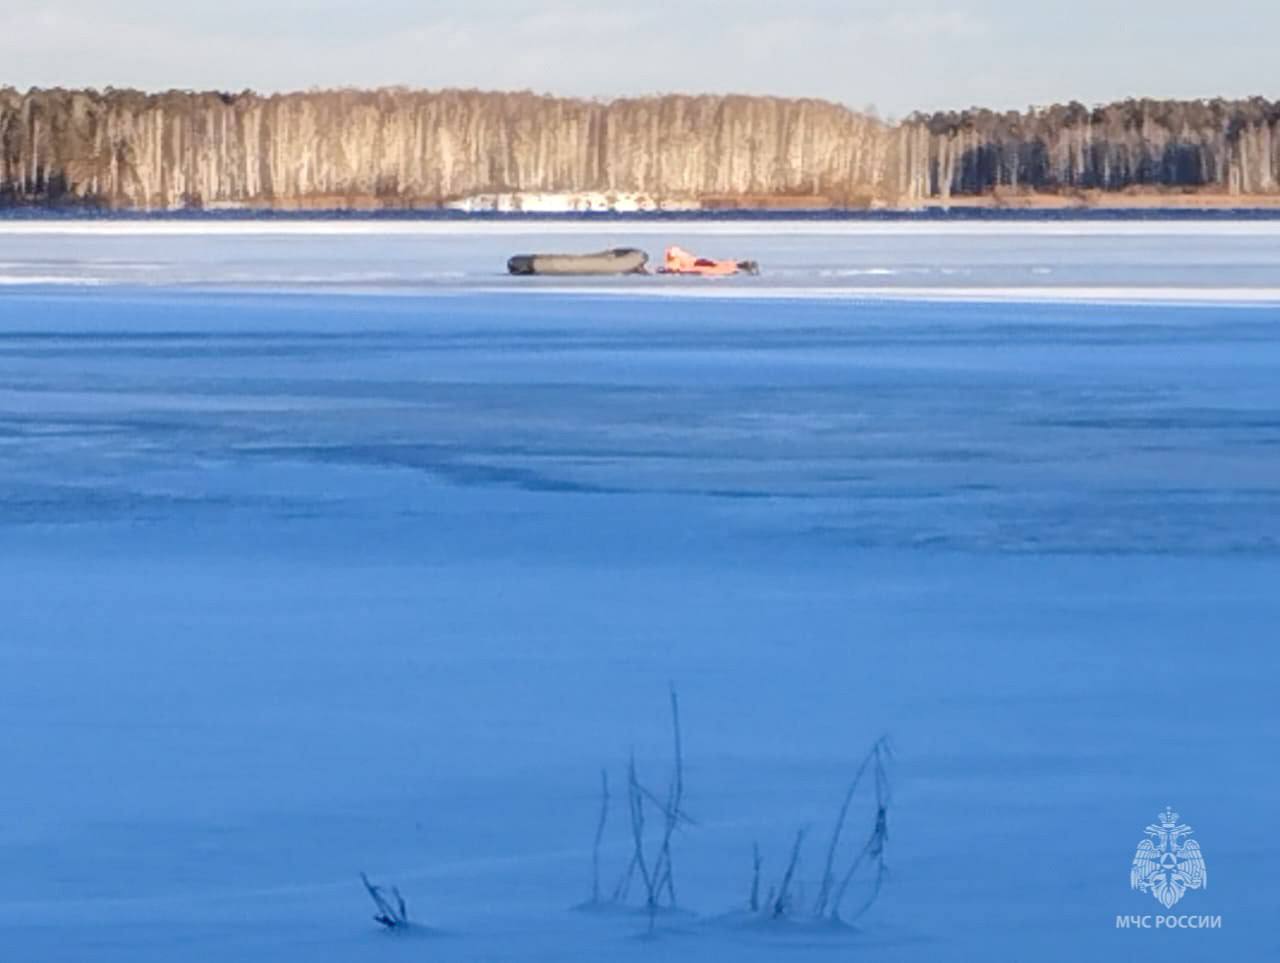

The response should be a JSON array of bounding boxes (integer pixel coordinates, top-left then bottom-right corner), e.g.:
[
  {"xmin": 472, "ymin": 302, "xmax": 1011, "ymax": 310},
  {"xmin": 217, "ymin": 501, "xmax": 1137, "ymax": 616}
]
[
  {"xmin": 1, "ymin": 221, "xmax": 1277, "ymax": 961},
  {"xmin": 4, "ymin": 217, "xmax": 1280, "ymax": 302}
]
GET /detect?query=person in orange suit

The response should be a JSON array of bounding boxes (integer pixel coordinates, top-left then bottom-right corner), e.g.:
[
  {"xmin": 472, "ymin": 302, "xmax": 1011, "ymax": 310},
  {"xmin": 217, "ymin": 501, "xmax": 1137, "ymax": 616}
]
[{"xmin": 662, "ymin": 245, "xmax": 759, "ymax": 276}]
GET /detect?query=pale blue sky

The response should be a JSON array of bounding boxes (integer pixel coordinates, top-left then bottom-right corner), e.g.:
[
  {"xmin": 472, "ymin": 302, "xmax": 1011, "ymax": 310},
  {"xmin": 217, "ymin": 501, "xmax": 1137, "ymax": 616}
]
[{"xmin": 2, "ymin": 0, "xmax": 1273, "ymax": 116}]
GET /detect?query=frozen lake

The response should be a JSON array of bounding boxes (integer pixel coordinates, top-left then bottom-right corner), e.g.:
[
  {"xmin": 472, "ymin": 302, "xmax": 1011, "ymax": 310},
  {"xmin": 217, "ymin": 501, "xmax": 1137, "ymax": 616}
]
[
  {"xmin": 1, "ymin": 221, "xmax": 1277, "ymax": 961},
  {"xmin": 6, "ymin": 216, "xmax": 1280, "ymax": 300}
]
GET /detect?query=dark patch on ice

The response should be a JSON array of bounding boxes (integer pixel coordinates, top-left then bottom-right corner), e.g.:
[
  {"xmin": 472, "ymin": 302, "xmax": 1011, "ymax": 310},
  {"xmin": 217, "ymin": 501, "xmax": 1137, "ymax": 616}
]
[
  {"xmin": 0, "ymin": 482, "xmax": 336, "ymax": 526},
  {"xmin": 246, "ymin": 442, "xmax": 624, "ymax": 495},
  {"xmin": 1030, "ymin": 409, "xmax": 1280, "ymax": 431}
]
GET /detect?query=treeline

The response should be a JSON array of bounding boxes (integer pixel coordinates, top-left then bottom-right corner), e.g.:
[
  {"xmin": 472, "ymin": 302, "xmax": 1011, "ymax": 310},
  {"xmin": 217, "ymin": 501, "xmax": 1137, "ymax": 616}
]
[
  {"xmin": 0, "ymin": 87, "xmax": 886, "ymax": 209},
  {"xmin": 898, "ymin": 98, "xmax": 1280, "ymax": 199},
  {"xmin": 1, "ymin": 86, "xmax": 1279, "ymax": 209}
]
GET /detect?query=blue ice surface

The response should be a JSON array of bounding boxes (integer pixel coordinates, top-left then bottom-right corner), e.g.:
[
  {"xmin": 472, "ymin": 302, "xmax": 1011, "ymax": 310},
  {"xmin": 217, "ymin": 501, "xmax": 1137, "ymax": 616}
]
[{"xmin": 1, "ymin": 286, "xmax": 1277, "ymax": 961}]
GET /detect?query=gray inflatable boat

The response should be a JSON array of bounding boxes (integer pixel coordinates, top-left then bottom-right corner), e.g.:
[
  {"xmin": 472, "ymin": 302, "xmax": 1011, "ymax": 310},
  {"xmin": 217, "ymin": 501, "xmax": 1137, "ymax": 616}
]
[{"xmin": 507, "ymin": 247, "xmax": 649, "ymax": 276}]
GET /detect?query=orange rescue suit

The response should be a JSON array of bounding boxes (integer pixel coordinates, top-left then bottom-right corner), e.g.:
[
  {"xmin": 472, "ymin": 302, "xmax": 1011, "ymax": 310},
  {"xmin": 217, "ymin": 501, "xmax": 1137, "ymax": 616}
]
[{"xmin": 662, "ymin": 245, "xmax": 744, "ymax": 276}]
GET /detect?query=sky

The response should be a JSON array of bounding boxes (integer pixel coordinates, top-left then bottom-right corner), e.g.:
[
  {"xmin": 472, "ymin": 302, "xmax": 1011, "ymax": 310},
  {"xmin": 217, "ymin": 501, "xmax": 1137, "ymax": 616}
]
[{"xmin": 2, "ymin": 0, "xmax": 1274, "ymax": 117}]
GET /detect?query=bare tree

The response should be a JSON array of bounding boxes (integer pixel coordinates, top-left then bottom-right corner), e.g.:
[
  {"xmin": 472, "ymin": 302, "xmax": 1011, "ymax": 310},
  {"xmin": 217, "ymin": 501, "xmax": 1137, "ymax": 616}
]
[
  {"xmin": 771, "ymin": 828, "xmax": 808, "ymax": 919},
  {"xmin": 829, "ymin": 740, "xmax": 892, "ymax": 923},
  {"xmin": 748, "ymin": 842, "xmax": 762, "ymax": 913},
  {"xmin": 813, "ymin": 735, "xmax": 891, "ymax": 918},
  {"xmin": 587, "ymin": 768, "xmax": 610, "ymax": 905},
  {"xmin": 650, "ymin": 687, "xmax": 685, "ymax": 908},
  {"xmin": 591, "ymin": 687, "xmax": 694, "ymax": 931},
  {"xmin": 360, "ymin": 872, "xmax": 409, "ymax": 930},
  {"xmin": 746, "ymin": 736, "xmax": 893, "ymax": 926}
]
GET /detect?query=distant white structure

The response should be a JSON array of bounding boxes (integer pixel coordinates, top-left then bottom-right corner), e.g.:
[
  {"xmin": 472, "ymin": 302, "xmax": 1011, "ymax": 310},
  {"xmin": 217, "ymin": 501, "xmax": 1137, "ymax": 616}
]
[{"xmin": 444, "ymin": 192, "xmax": 701, "ymax": 213}]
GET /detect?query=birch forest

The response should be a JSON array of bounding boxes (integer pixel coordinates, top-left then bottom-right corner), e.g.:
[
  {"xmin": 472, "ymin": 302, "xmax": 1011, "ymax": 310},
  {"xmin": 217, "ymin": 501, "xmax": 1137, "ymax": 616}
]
[{"xmin": 2, "ymin": 87, "xmax": 1278, "ymax": 208}]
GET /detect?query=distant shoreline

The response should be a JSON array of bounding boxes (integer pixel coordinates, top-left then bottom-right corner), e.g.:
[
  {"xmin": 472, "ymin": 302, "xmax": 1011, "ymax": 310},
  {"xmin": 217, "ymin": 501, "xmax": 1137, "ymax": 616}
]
[
  {"xmin": 6, "ymin": 89, "xmax": 1280, "ymax": 212},
  {"xmin": 925, "ymin": 192, "xmax": 1280, "ymax": 211},
  {"xmin": 6, "ymin": 203, "xmax": 1280, "ymax": 221},
  {"xmin": 8, "ymin": 188, "xmax": 1280, "ymax": 219}
]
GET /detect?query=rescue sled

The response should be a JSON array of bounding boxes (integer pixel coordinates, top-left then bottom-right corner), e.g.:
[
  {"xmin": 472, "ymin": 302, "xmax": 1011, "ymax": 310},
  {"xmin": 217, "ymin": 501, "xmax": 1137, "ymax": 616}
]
[{"xmin": 507, "ymin": 248, "xmax": 649, "ymax": 276}]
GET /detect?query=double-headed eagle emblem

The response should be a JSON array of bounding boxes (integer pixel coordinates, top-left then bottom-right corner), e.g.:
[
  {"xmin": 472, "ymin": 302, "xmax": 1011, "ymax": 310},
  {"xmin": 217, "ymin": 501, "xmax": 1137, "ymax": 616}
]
[{"xmin": 1130, "ymin": 807, "xmax": 1207, "ymax": 908}]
